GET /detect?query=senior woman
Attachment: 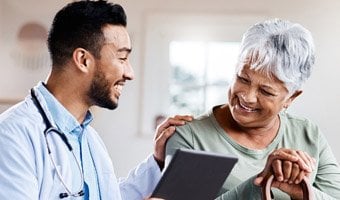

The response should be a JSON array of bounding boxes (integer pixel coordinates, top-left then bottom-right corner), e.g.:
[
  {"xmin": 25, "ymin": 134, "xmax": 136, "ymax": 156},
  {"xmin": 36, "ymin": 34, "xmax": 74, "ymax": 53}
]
[{"xmin": 165, "ymin": 19, "xmax": 340, "ymax": 199}]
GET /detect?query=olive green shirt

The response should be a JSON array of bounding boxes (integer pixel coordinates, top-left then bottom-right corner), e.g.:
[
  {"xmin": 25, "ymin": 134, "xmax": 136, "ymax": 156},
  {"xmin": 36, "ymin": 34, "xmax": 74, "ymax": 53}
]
[{"xmin": 165, "ymin": 108, "xmax": 340, "ymax": 199}]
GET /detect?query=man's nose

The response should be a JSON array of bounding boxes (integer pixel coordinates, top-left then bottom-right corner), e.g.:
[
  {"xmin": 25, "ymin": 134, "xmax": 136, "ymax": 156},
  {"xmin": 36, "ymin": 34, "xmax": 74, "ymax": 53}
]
[{"xmin": 123, "ymin": 61, "xmax": 134, "ymax": 80}]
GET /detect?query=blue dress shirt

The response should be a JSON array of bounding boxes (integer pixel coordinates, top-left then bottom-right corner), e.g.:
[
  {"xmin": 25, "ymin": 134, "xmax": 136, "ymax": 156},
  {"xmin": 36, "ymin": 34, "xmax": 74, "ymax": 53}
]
[{"xmin": 39, "ymin": 85, "xmax": 100, "ymax": 199}]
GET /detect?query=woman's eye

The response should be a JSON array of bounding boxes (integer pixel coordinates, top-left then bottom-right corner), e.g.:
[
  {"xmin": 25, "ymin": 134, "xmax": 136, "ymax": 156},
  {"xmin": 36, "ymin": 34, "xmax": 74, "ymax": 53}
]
[
  {"xmin": 237, "ymin": 76, "xmax": 249, "ymax": 83},
  {"xmin": 261, "ymin": 89, "xmax": 275, "ymax": 96}
]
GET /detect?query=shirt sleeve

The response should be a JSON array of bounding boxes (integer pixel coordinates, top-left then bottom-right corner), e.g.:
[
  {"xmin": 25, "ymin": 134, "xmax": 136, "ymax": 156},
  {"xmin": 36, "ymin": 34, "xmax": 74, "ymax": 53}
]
[
  {"xmin": 119, "ymin": 154, "xmax": 162, "ymax": 200},
  {"xmin": 312, "ymin": 129, "xmax": 340, "ymax": 199},
  {"xmin": 215, "ymin": 175, "xmax": 262, "ymax": 200}
]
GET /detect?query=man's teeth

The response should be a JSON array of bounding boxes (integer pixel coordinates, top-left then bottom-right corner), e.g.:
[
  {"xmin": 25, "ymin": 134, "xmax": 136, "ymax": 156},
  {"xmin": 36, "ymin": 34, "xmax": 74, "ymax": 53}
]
[{"xmin": 115, "ymin": 85, "xmax": 123, "ymax": 93}]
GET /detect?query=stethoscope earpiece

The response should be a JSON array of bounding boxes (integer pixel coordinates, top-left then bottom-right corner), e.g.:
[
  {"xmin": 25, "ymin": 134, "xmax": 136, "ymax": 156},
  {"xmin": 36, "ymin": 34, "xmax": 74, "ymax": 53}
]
[
  {"xmin": 78, "ymin": 190, "xmax": 85, "ymax": 196},
  {"xmin": 59, "ymin": 190, "xmax": 84, "ymax": 199},
  {"xmin": 59, "ymin": 193, "xmax": 68, "ymax": 199}
]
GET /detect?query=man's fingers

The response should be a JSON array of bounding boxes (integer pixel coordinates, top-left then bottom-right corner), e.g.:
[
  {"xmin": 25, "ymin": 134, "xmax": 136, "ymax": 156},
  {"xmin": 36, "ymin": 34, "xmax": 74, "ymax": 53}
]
[
  {"xmin": 154, "ymin": 126, "xmax": 176, "ymax": 162},
  {"xmin": 156, "ymin": 126, "xmax": 176, "ymax": 142},
  {"xmin": 153, "ymin": 115, "xmax": 193, "ymax": 162},
  {"xmin": 173, "ymin": 115, "xmax": 193, "ymax": 121},
  {"xmin": 156, "ymin": 115, "xmax": 193, "ymax": 136}
]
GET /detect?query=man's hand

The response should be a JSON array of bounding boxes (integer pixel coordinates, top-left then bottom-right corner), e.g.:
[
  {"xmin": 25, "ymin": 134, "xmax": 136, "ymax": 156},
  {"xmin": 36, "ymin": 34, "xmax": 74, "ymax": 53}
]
[{"xmin": 153, "ymin": 115, "xmax": 193, "ymax": 166}]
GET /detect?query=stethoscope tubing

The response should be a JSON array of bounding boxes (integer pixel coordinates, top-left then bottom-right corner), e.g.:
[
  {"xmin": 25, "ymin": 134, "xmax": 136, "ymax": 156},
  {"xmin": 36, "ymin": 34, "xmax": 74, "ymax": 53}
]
[{"xmin": 30, "ymin": 88, "xmax": 84, "ymax": 198}]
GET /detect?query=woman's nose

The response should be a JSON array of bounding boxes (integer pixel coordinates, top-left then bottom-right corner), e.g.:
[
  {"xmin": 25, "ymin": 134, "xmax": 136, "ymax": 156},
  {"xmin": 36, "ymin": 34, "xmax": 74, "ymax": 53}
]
[{"xmin": 240, "ymin": 90, "xmax": 257, "ymax": 103}]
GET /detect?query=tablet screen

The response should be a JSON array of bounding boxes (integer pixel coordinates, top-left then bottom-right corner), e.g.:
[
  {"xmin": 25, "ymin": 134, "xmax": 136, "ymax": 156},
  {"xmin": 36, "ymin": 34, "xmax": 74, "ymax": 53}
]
[{"xmin": 151, "ymin": 148, "xmax": 238, "ymax": 200}]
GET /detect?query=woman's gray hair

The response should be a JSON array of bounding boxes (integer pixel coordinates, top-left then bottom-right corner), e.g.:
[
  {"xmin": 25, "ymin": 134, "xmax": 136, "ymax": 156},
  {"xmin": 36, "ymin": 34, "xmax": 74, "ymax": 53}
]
[{"xmin": 236, "ymin": 18, "xmax": 315, "ymax": 93}]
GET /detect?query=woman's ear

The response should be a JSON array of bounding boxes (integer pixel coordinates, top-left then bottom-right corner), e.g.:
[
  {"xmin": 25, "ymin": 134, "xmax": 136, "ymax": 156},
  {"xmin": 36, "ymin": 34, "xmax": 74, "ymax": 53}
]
[
  {"xmin": 284, "ymin": 90, "xmax": 303, "ymax": 108},
  {"xmin": 72, "ymin": 48, "xmax": 94, "ymax": 73}
]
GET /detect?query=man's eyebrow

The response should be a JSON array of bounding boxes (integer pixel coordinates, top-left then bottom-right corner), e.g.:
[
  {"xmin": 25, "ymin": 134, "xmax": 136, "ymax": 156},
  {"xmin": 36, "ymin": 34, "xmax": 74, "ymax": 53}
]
[{"xmin": 118, "ymin": 47, "xmax": 132, "ymax": 53}]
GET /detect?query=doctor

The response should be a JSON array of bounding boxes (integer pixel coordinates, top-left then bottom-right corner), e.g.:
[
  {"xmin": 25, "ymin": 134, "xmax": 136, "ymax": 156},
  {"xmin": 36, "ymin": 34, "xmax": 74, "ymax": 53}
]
[{"xmin": 0, "ymin": 1, "xmax": 192, "ymax": 199}]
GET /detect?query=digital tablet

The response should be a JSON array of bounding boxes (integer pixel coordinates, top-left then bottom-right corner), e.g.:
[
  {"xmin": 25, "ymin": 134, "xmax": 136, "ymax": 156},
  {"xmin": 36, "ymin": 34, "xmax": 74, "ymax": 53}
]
[{"xmin": 151, "ymin": 148, "xmax": 238, "ymax": 200}]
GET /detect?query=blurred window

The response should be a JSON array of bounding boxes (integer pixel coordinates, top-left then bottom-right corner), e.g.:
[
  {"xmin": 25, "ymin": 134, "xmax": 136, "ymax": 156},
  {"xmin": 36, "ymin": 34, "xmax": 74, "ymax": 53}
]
[{"xmin": 169, "ymin": 41, "xmax": 240, "ymax": 116}]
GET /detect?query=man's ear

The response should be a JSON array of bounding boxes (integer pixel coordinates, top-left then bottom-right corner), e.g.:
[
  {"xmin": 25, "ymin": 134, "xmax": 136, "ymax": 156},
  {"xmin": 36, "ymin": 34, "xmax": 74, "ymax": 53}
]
[
  {"xmin": 284, "ymin": 90, "xmax": 303, "ymax": 108},
  {"xmin": 72, "ymin": 48, "xmax": 94, "ymax": 73}
]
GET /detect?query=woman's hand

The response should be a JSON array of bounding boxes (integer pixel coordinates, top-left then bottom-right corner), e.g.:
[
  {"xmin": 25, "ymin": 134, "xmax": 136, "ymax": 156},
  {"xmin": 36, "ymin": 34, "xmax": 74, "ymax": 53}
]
[
  {"xmin": 254, "ymin": 148, "xmax": 315, "ymax": 199},
  {"xmin": 272, "ymin": 150, "xmax": 315, "ymax": 184}
]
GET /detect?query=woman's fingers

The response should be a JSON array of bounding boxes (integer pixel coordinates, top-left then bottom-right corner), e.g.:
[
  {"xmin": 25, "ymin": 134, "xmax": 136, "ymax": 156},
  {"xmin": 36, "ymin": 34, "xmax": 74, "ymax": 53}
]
[
  {"xmin": 296, "ymin": 150, "xmax": 316, "ymax": 172},
  {"xmin": 271, "ymin": 149, "xmax": 313, "ymax": 172},
  {"xmin": 288, "ymin": 163, "xmax": 300, "ymax": 184},
  {"xmin": 272, "ymin": 159, "xmax": 284, "ymax": 182},
  {"xmin": 269, "ymin": 149, "xmax": 299, "ymax": 163},
  {"xmin": 295, "ymin": 170, "xmax": 307, "ymax": 184},
  {"xmin": 255, "ymin": 148, "xmax": 316, "ymax": 187},
  {"xmin": 270, "ymin": 149, "xmax": 316, "ymax": 185},
  {"xmin": 282, "ymin": 160, "xmax": 292, "ymax": 182}
]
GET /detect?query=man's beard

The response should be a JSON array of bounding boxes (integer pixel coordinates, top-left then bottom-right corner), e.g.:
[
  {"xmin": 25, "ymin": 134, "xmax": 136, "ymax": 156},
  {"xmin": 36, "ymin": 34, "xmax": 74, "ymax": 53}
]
[{"xmin": 88, "ymin": 68, "xmax": 118, "ymax": 110}]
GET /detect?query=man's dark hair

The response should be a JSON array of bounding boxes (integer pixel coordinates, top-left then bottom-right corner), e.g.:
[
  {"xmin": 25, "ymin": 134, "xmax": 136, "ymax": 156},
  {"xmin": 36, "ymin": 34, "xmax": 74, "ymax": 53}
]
[{"xmin": 47, "ymin": 0, "xmax": 127, "ymax": 67}]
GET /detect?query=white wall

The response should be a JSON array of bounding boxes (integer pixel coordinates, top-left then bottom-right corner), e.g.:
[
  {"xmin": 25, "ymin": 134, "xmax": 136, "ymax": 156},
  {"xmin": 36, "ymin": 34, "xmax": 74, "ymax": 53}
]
[
  {"xmin": 1, "ymin": 0, "xmax": 340, "ymax": 177},
  {"xmin": 0, "ymin": 1, "xmax": 63, "ymax": 99},
  {"xmin": 0, "ymin": 1, "xmax": 2, "ymax": 41}
]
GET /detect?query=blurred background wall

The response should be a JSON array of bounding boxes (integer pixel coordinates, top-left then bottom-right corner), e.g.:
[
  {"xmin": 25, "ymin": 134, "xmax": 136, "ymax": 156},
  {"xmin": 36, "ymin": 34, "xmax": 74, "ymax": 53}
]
[{"xmin": 0, "ymin": 0, "xmax": 339, "ymax": 177}]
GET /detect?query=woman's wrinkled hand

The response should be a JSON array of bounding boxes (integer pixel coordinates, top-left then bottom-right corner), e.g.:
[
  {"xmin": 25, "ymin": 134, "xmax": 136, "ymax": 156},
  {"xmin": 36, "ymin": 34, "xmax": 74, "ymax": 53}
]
[{"xmin": 254, "ymin": 148, "xmax": 316, "ymax": 199}]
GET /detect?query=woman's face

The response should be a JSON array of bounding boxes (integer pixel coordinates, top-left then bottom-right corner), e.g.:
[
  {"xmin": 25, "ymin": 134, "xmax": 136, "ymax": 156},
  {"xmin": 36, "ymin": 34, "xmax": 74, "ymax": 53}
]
[{"xmin": 228, "ymin": 64, "xmax": 297, "ymax": 128}]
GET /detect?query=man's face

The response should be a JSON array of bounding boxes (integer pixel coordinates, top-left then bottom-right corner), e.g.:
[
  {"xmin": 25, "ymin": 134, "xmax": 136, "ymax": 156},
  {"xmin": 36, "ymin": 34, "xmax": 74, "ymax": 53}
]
[{"xmin": 88, "ymin": 25, "xmax": 134, "ymax": 109}]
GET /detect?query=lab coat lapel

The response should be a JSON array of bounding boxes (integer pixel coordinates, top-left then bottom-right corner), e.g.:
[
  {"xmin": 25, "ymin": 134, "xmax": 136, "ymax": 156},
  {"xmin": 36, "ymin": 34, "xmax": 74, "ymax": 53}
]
[{"xmin": 86, "ymin": 129, "xmax": 122, "ymax": 200}]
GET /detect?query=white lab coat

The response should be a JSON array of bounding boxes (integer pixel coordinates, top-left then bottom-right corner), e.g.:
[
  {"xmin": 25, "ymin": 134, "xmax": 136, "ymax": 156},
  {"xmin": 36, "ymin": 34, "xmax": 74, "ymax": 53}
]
[{"xmin": 0, "ymin": 82, "xmax": 161, "ymax": 200}]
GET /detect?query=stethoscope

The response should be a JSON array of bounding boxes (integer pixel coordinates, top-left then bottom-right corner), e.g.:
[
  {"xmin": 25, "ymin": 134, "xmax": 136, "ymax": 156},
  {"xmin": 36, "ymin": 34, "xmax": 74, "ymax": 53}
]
[{"xmin": 31, "ymin": 88, "xmax": 85, "ymax": 199}]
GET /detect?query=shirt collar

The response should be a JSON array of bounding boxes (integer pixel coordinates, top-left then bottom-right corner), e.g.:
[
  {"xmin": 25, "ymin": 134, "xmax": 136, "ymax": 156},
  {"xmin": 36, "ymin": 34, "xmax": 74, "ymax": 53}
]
[{"xmin": 36, "ymin": 82, "xmax": 93, "ymax": 135}]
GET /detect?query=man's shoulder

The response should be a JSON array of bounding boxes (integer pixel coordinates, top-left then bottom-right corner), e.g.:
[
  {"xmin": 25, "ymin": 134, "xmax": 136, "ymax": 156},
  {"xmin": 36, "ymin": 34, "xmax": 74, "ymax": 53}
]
[{"xmin": 0, "ymin": 99, "xmax": 41, "ymax": 135}]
